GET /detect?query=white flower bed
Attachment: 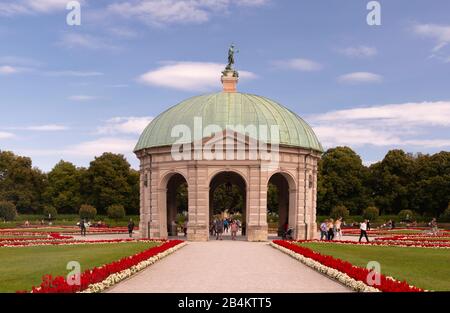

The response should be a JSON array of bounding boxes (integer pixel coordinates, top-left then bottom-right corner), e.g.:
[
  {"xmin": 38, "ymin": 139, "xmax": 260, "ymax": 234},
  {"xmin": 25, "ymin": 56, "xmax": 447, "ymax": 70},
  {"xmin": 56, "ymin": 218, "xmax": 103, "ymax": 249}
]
[{"xmin": 270, "ymin": 242, "xmax": 380, "ymax": 292}]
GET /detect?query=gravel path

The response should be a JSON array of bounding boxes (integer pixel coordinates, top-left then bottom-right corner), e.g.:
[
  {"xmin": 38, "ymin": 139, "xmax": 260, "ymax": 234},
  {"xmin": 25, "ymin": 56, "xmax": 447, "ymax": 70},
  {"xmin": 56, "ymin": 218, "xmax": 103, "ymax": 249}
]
[{"xmin": 107, "ymin": 240, "xmax": 351, "ymax": 293}]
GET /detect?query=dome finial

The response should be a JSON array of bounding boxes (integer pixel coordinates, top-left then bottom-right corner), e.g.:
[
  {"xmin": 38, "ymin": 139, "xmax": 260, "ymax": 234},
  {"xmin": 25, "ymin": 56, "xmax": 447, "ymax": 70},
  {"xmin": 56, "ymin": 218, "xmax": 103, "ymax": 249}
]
[{"xmin": 221, "ymin": 44, "xmax": 239, "ymax": 93}]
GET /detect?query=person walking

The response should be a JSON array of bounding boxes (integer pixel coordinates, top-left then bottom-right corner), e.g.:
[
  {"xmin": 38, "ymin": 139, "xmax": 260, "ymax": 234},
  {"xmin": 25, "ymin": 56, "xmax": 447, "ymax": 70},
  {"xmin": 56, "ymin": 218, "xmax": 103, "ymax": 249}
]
[
  {"xmin": 224, "ymin": 218, "xmax": 229, "ymax": 234},
  {"xmin": 127, "ymin": 219, "xmax": 135, "ymax": 238},
  {"xmin": 430, "ymin": 218, "xmax": 438, "ymax": 236},
  {"xmin": 183, "ymin": 220, "xmax": 188, "ymax": 237},
  {"xmin": 334, "ymin": 217, "xmax": 342, "ymax": 240},
  {"xmin": 80, "ymin": 218, "xmax": 86, "ymax": 237},
  {"xmin": 230, "ymin": 220, "xmax": 239, "ymax": 240},
  {"xmin": 215, "ymin": 218, "xmax": 224, "ymax": 240},
  {"xmin": 359, "ymin": 219, "xmax": 370, "ymax": 242},
  {"xmin": 327, "ymin": 219, "xmax": 334, "ymax": 240},
  {"xmin": 320, "ymin": 220, "xmax": 328, "ymax": 240}
]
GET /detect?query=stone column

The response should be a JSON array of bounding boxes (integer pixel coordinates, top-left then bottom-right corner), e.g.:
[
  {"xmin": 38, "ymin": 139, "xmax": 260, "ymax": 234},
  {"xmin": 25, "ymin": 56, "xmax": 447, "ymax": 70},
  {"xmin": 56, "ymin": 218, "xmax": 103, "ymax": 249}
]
[
  {"xmin": 294, "ymin": 155, "xmax": 307, "ymax": 240},
  {"xmin": 187, "ymin": 165, "xmax": 209, "ymax": 241},
  {"xmin": 247, "ymin": 165, "xmax": 268, "ymax": 241}
]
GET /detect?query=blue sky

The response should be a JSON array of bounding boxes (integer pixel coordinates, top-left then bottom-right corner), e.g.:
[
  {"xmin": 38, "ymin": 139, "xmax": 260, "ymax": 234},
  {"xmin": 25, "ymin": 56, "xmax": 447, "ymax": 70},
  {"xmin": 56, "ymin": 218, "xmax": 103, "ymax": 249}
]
[{"xmin": 1, "ymin": 0, "xmax": 450, "ymax": 171}]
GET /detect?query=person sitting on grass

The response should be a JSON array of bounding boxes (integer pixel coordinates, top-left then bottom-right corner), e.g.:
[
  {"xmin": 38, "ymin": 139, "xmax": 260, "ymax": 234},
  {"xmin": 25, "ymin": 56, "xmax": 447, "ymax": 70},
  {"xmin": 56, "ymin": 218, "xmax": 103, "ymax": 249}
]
[{"xmin": 359, "ymin": 219, "xmax": 369, "ymax": 242}]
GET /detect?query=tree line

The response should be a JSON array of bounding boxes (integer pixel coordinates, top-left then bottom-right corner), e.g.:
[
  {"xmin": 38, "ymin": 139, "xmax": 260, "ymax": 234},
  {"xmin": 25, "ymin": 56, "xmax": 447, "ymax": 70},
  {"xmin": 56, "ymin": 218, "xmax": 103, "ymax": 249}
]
[
  {"xmin": 318, "ymin": 147, "xmax": 450, "ymax": 219},
  {"xmin": 0, "ymin": 151, "xmax": 139, "ymax": 216},
  {"xmin": 1, "ymin": 147, "xmax": 449, "ymax": 219}
]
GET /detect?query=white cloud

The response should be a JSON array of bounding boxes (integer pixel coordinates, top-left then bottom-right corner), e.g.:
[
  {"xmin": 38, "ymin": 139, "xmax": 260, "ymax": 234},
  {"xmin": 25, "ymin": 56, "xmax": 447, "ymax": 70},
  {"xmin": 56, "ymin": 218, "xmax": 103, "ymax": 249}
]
[
  {"xmin": 337, "ymin": 72, "xmax": 383, "ymax": 84},
  {"xmin": 313, "ymin": 125, "xmax": 400, "ymax": 147},
  {"xmin": 272, "ymin": 58, "xmax": 323, "ymax": 72},
  {"xmin": 413, "ymin": 23, "xmax": 450, "ymax": 52},
  {"xmin": 138, "ymin": 61, "xmax": 257, "ymax": 91},
  {"xmin": 337, "ymin": 46, "xmax": 378, "ymax": 58},
  {"xmin": 0, "ymin": 65, "xmax": 20, "ymax": 75},
  {"xmin": 97, "ymin": 117, "xmax": 153, "ymax": 135},
  {"xmin": 310, "ymin": 101, "xmax": 450, "ymax": 149},
  {"xmin": 66, "ymin": 137, "xmax": 136, "ymax": 157},
  {"xmin": 68, "ymin": 95, "xmax": 98, "ymax": 101},
  {"xmin": 107, "ymin": 0, "xmax": 268, "ymax": 26},
  {"xmin": 0, "ymin": 131, "xmax": 14, "ymax": 139},
  {"xmin": 314, "ymin": 101, "xmax": 450, "ymax": 127},
  {"xmin": 21, "ymin": 137, "xmax": 136, "ymax": 158},
  {"xmin": 236, "ymin": 0, "xmax": 270, "ymax": 6}
]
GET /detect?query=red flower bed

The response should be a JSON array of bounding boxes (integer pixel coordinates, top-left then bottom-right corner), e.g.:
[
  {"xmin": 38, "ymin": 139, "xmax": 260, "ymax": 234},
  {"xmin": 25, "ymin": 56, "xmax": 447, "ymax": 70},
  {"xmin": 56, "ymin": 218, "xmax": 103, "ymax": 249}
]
[
  {"xmin": 49, "ymin": 233, "xmax": 74, "ymax": 240},
  {"xmin": 273, "ymin": 240, "xmax": 423, "ymax": 292},
  {"xmin": 18, "ymin": 240, "xmax": 183, "ymax": 293}
]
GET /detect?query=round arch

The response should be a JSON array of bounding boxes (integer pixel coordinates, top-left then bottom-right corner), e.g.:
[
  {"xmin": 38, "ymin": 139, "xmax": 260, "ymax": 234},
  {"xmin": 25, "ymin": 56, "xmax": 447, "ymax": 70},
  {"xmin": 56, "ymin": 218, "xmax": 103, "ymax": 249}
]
[
  {"xmin": 157, "ymin": 171, "xmax": 189, "ymax": 238},
  {"xmin": 208, "ymin": 170, "xmax": 248, "ymax": 240},
  {"xmin": 267, "ymin": 171, "xmax": 297, "ymax": 237}
]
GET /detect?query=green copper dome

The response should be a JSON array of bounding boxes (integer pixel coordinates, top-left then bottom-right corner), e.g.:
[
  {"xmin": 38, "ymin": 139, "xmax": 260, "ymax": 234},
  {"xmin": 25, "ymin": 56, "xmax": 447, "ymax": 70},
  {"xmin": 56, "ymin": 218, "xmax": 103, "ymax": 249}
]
[{"xmin": 134, "ymin": 92, "xmax": 323, "ymax": 152}]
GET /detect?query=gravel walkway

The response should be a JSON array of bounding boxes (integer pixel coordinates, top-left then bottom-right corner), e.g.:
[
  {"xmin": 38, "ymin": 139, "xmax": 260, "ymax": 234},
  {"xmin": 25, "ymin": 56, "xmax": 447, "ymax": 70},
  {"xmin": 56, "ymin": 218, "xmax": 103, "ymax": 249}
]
[{"xmin": 107, "ymin": 240, "xmax": 351, "ymax": 293}]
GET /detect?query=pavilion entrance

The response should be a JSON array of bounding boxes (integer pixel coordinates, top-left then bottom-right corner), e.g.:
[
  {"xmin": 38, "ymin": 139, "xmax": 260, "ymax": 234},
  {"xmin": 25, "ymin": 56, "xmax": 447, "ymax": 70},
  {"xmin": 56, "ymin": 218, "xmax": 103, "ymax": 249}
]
[{"xmin": 209, "ymin": 171, "xmax": 247, "ymax": 240}]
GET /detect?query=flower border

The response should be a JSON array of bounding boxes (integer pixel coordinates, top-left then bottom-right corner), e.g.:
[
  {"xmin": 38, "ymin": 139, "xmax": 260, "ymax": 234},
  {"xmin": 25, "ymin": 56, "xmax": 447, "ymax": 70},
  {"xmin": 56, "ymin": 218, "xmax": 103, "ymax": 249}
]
[
  {"xmin": 23, "ymin": 240, "xmax": 186, "ymax": 293},
  {"xmin": 81, "ymin": 241, "xmax": 187, "ymax": 293},
  {"xmin": 271, "ymin": 240, "xmax": 424, "ymax": 292}
]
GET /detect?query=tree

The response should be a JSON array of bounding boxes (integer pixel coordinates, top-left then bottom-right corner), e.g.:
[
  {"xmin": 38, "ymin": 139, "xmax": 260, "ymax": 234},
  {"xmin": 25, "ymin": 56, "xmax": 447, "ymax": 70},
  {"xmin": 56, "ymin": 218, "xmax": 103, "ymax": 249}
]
[
  {"xmin": 330, "ymin": 205, "xmax": 350, "ymax": 220},
  {"xmin": 267, "ymin": 183, "xmax": 279, "ymax": 214},
  {"xmin": 368, "ymin": 150, "xmax": 415, "ymax": 214},
  {"xmin": 79, "ymin": 204, "xmax": 97, "ymax": 220},
  {"xmin": 363, "ymin": 206, "xmax": 380, "ymax": 221},
  {"xmin": 107, "ymin": 204, "xmax": 126, "ymax": 220},
  {"xmin": 0, "ymin": 151, "xmax": 47, "ymax": 213},
  {"xmin": 0, "ymin": 201, "xmax": 17, "ymax": 221},
  {"xmin": 212, "ymin": 184, "xmax": 243, "ymax": 215},
  {"xmin": 409, "ymin": 152, "xmax": 450, "ymax": 217},
  {"xmin": 43, "ymin": 161, "xmax": 83, "ymax": 214},
  {"xmin": 317, "ymin": 147, "xmax": 371, "ymax": 215},
  {"xmin": 83, "ymin": 153, "xmax": 138, "ymax": 214}
]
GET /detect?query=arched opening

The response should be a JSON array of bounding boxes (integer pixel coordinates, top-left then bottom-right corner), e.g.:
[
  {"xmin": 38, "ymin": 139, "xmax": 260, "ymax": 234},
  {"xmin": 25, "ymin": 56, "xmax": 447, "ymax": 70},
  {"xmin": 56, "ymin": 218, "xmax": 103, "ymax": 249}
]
[
  {"xmin": 267, "ymin": 173, "xmax": 295, "ymax": 239},
  {"xmin": 165, "ymin": 173, "xmax": 188, "ymax": 238},
  {"xmin": 209, "ymin": 171, "xmax": 247, "ymax": 240}
]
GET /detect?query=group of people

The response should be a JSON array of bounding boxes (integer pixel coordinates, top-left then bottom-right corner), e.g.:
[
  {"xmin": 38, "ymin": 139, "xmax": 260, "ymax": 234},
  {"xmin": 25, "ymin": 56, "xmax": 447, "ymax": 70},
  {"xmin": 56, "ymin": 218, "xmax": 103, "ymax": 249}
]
[
  {"xmin": 210, "ymin": 218, "xmax": 241, "ymax": 240},
  {"xmin": 380, "ymin": 219, "xmax": 396, "ymax": 229},
  {"xmin": 320, "ymin": 217, "xmax": 371, "ymax": 242},
  {"xmin": 319, "ymin": 217, "xmax": 343, "ymax": 241},
  {"xmin": 78, "ymin": 218, "xmax": 135, "ymax": 238}
]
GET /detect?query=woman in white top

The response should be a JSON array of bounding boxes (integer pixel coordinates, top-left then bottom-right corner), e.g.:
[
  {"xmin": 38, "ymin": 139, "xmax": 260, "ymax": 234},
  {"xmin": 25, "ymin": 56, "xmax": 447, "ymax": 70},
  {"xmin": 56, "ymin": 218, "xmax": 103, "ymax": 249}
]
[{"xmin": 334, "ymin": 218, "xmax": 342, "ymax": 240}]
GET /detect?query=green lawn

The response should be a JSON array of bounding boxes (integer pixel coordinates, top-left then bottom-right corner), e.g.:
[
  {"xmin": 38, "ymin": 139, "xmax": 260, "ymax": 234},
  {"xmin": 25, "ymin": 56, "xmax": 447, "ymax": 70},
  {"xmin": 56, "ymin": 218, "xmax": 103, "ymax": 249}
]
[
  {"xmin": 0, "ymin": 241, "xmax": 159, "ymax": 293},
  {"xmin": 299, "ymin": 242, "xmax": 450, "ymax": 291}
]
